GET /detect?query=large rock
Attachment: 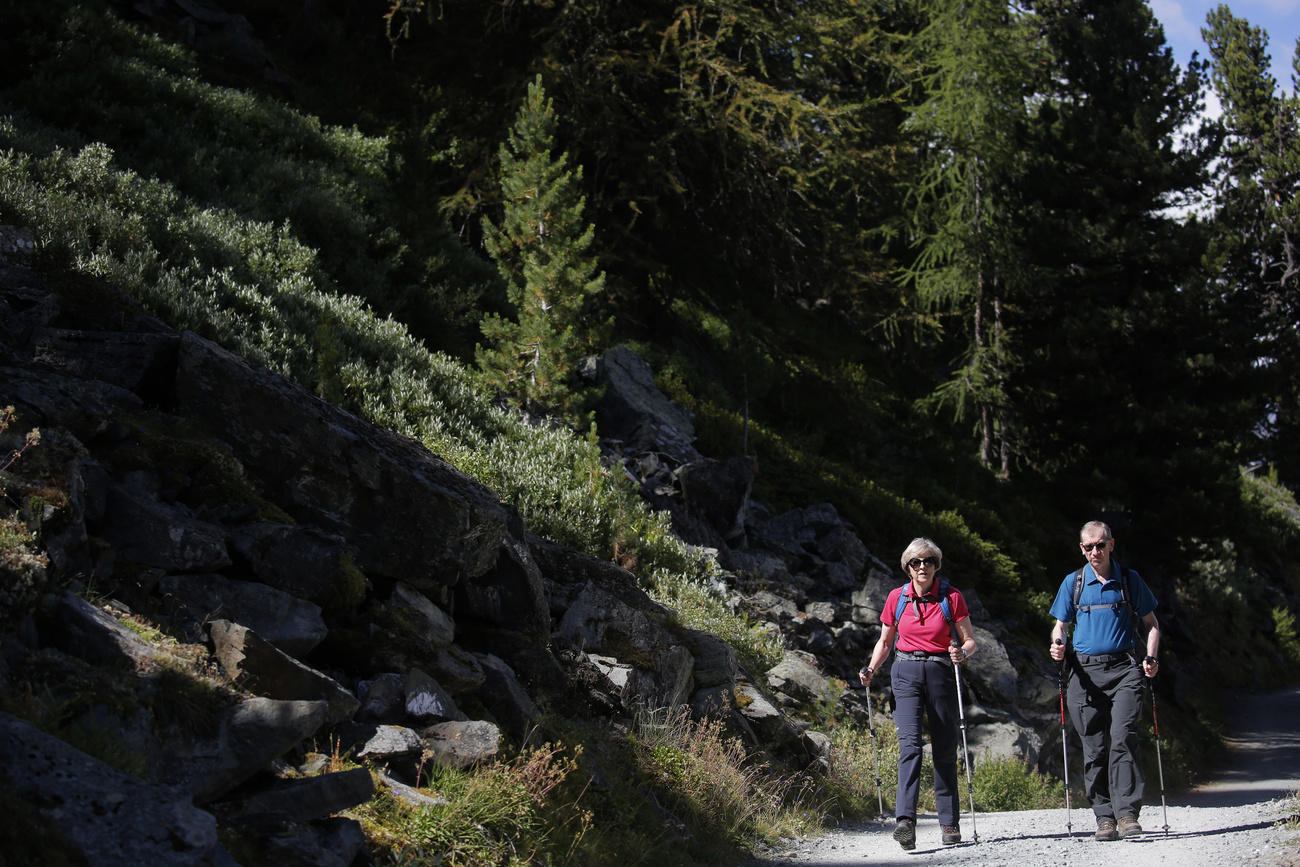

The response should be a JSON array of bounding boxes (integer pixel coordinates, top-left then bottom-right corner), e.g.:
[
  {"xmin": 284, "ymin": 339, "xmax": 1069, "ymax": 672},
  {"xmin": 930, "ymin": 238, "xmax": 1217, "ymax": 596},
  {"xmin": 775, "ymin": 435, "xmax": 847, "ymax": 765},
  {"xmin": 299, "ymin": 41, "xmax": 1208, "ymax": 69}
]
[
  {"xmin": 101, "ymin": 480, "xmax": 231, "ymax": 573},
  {"xmin": 476, "ymin": 653, "xmax": 538, "ymax": 738},
  {"xmin": 178, "ymin": 697, "xmax": 331, "ymax": 803},
  {"xmin": 0, "ymin": 712, "xmax": 234, "ymax": 866},
  {"xmin": 381, "ymin": 581, "xmax": 456, "ymax": 647},
  {"xmin": 765, "ymin": 650, "xmax": 833, "ymax": 705},
  {"xmin": 207, "ymin": 620, "xmax": 359, "ymax": 726},
  {"xmin": 455, "ymin": 513, "xmax": 549, "ymax": 643},
  {"xmin": 403, "ymin": 667, "xmax": 466, "ymax": 723},
  {"xmin": 555, "ymin": 581, "xmax": 695, "ymax": 710},
  {"xmin": 676, "ymin": 456, "xmax": 755, "ymax": 545},
  {"xmin": 420, "ymin": 720, "xmax": 502, "ymax": 770},
  {"xmin": 28, "ymin": 325, "xmax": 179, "ymax": 396},
  {"xmin": 227, "ymin": 522, "xmax": 358, "ymax": 608},
  {"xmin": 963, "ymin": 624, "xmax": 1019, "ymax": 706},
  {"xmin": 41, "ymin": 590, "xmax": 164, "ymax": 672},
  {"xmin": 965, "ymin": 705, "xmax": 1046, "ymax": 767},
  {"xmin": 591, "ymin": 345, "xmax": 700, "ymax": 464},
  {"xmin": 0, "ymin": 364, "xmax": 142, "ymax": 440},
  {"xmin": 223, "ymin": 768, "xmax": 374, "ymax": 824},
  {"xmin": 160, "ymin": 572, "xmax": 326, "ymax": 656},
  {"xmin": 171, "ymin": 332, "xmax": 508, "ymax": 589}
]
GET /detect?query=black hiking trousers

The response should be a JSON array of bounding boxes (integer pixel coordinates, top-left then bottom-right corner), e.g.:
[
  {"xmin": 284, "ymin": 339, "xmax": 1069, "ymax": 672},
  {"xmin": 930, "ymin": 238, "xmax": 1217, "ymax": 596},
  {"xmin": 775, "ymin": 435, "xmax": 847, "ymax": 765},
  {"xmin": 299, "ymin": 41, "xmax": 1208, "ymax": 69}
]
[
  {"xmin": 1067, "ymin": 652, "xmax": 1145, "ymax": 822},
  {"xmin": 892, "ymin": 656, "xmax": 961, "ymax": 827}
]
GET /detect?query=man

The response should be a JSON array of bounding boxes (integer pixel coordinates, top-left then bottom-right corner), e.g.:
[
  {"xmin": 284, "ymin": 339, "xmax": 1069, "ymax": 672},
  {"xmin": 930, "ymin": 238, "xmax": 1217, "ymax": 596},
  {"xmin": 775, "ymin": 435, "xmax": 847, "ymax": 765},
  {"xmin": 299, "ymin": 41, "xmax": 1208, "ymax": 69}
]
[{"xmin": 1048, "ymin": 520, "xmax": 1160, "ymax": 841}]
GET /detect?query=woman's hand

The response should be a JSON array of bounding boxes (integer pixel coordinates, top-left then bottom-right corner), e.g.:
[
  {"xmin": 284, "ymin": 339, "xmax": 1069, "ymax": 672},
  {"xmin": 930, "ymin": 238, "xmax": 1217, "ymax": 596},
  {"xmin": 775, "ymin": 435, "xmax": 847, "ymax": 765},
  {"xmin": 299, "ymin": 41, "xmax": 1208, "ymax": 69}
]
[{"xmin": 858, "ymin": 666, "xmax": 873, "ymax": 686}]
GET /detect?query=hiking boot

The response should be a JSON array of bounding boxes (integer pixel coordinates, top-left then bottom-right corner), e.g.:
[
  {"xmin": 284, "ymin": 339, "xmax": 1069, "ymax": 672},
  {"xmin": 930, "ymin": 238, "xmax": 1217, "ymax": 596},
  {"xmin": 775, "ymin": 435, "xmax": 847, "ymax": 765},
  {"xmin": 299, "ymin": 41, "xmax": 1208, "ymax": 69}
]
[
  {"xmin": 941, "ymin": 824, "xmax": 962, "ymax": 845},
  {"xmin": 1117, "ymin": 816, "xmax": 1143, "ymax": 838},
  {"xmin": 892, "ymin": 817, "xmax": 916, "ymax": 850},
  {"xmin": 1094, "ymin": 817, "xmax": 1118, "ymax": 841}
]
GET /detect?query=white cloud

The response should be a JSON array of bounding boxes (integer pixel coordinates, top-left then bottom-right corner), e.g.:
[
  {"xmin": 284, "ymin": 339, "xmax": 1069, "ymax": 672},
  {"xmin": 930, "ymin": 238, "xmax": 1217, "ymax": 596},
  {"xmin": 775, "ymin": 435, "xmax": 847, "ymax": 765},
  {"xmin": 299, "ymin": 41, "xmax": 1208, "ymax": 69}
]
[{"xmin": 1150, "ymin": 0, "xmax": 1201, "ymax": 46}]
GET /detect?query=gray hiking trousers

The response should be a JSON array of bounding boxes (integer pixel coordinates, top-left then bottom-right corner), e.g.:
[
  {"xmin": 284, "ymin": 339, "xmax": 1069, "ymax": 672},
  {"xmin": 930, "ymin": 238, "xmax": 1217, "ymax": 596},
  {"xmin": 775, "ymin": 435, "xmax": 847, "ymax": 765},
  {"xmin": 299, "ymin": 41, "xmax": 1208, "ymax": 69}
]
[{"xmin": 1067, "ymin": 652, "xmax": 1146, "ymax": 821}]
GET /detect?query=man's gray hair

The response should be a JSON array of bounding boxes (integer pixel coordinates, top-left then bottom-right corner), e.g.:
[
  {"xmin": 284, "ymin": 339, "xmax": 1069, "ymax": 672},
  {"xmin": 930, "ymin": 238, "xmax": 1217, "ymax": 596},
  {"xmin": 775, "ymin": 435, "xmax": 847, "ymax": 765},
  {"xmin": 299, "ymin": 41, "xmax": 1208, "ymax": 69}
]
[{"xmin": 1079, "ymin": 520, "xmax": 1112, "ymax": 541}]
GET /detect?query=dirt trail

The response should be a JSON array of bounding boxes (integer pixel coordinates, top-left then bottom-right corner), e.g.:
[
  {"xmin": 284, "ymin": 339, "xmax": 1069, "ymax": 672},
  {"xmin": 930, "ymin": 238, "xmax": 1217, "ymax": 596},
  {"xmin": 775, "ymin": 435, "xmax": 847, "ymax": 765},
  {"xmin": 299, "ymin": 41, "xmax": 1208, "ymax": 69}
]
[{"xmin": 745, "ymin": 686, "xmax": 1300, "ymax": 866}]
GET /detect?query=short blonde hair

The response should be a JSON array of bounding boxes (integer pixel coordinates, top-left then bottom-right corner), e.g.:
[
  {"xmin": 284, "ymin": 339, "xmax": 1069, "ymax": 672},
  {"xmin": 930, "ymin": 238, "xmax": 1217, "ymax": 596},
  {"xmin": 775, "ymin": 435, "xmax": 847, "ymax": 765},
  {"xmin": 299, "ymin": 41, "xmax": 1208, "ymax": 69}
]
[{"xmin": 900, "ymin": 537, "xmax": 942, "ymax": 572}]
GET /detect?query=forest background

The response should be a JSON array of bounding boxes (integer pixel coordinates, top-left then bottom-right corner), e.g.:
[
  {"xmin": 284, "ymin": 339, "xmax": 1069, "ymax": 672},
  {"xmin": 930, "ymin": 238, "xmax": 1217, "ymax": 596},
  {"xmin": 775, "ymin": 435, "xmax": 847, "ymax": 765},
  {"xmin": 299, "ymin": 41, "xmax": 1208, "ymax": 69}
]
[{"xmin": 1, "ymin": 0, "xmax": 1299, "ymax": 861}]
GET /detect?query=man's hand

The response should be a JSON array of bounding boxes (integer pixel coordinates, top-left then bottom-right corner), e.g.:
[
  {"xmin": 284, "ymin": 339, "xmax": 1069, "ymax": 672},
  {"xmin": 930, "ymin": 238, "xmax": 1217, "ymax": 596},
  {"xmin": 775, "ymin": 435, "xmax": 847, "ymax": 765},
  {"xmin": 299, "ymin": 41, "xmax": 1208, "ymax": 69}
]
[
  {"xmin": 1142, "ymin": 655, "xmax": 1159, "ymax": 679},
  {"xmin": 1050, "ymin": 638, "xmax": 1066, "ymax": 662}
]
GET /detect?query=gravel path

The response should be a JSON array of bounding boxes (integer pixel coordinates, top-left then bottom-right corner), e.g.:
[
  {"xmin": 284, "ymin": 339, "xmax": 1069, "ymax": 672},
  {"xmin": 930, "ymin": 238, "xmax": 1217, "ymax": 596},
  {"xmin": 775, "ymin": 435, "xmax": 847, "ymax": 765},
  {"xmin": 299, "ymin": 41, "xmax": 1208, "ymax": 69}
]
[{"xmin": 746, "ymin": 686, "xmax": 1300, "ymax": 867}]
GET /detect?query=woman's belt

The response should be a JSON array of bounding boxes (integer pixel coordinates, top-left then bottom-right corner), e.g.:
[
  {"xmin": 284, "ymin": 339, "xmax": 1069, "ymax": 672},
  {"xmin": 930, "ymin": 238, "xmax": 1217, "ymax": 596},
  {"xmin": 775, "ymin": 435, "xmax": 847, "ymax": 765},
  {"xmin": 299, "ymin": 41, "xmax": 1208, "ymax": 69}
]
[{"xmin": 895, "ymin": 649, "xmax": 951, "ymax": 661}]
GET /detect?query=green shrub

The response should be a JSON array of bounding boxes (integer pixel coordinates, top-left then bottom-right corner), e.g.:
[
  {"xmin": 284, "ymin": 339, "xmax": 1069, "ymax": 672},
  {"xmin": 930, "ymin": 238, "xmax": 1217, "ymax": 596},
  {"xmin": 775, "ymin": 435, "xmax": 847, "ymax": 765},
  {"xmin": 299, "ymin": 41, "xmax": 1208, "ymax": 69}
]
[
  {"xmin": 1273, "ymin": 606, "xmax": 1300, "ymax": 666},
  {"xmin": 826, "ymin": 716, "xmax": 898, "ymax": 818},
  {"xmin": 633, "ymin": 705, "xmax": 823, "ymax": 850},
  {"xmin": 649, "ymin": 571, "xmax": 785, "ymax": 675},
  {"xmin": 0, "ymin": 118, "xmax": 704, "ymax": 585},
  {"xmin": 352, "ymin": 743, "xmax": 592, "ymax": 866},
  {"xmin": 970, "ymin": 753, "xmax": 1063, "ymax": 812}
]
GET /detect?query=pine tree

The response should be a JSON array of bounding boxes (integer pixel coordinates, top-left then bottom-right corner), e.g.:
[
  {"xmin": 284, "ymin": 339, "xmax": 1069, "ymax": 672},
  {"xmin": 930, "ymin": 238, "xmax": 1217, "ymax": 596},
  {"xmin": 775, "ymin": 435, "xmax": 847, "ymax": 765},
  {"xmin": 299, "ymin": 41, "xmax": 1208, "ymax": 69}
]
[
  {"xmin": 1011, "ymin": 0, "xmax": 1237, "ymax": 558},
  {"xmin": 1203, "ymin": 7, "xmax": 1300, "ymax": 484},
  {"xmin": 477, "ymin": 75, "xmax": 607, "ymax": 416}
]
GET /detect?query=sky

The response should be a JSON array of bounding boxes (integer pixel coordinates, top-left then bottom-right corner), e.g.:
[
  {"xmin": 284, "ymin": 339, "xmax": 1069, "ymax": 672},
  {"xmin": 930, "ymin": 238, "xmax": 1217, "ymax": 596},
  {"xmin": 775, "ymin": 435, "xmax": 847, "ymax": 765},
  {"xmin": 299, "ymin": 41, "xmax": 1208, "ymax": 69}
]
[{"xmin": 1149, "ymin": 0, "xmax": 1300, "ymax": 94}]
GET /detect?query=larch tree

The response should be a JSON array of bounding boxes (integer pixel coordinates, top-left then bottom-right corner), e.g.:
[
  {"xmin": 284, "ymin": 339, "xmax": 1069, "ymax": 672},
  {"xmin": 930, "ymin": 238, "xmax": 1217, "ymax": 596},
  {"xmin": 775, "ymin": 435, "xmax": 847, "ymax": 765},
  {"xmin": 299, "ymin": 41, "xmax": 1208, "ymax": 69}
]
[{"xmin": 903, "ymin": 0, "xmax": 1039, "ymax": 477}]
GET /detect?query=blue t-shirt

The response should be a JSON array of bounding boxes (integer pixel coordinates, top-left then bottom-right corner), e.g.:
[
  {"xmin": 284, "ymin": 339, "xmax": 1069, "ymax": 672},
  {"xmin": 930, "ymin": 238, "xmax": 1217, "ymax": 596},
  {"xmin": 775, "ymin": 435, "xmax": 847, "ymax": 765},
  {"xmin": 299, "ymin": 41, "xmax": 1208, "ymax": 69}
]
[{"xmin": 1049, "ymin": 562, "xmax": 1157, "ymax": 655}]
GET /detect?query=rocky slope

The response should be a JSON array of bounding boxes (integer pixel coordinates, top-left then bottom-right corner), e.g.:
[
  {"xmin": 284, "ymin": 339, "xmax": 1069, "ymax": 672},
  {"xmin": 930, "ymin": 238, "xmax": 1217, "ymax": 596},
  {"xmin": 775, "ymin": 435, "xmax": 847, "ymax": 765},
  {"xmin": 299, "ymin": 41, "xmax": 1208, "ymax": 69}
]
[{"xmin": 0, "ymin": 236, "xmax": 1062, "ymax": 864}]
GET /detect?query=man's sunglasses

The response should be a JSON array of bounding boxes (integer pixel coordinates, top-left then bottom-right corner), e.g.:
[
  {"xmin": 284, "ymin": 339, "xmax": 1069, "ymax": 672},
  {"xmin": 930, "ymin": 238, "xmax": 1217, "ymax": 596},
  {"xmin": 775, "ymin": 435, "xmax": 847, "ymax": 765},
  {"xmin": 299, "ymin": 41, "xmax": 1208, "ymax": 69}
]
[
  {"xmin": 907, "ymin": 557, "xmax": 939, "ymax": 570},
  {"xmin": 1080, "ymin": 541, "xmax": 1109, "ymax": 553}
]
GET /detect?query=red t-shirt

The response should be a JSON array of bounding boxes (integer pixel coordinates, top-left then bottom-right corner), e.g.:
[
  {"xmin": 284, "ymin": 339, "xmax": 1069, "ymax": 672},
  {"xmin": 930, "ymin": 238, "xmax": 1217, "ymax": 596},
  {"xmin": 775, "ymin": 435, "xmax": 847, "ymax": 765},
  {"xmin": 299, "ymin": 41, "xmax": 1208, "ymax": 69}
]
[{"xmin": 882, "ymin": 583, "xmax": 971, "ymax": 652}]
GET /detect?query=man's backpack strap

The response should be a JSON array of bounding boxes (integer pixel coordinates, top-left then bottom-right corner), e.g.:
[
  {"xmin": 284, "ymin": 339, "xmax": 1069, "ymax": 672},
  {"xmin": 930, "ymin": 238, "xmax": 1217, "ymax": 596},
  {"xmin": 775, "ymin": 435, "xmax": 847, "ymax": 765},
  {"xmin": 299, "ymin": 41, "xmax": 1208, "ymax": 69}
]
[
  {"xmin": 1071, "ymin": 566, "xmax": 1134, "ymax": 616},
  {"xmin": 1069, "ymin": 565, "xmax": 1140, "ymax": 650}
]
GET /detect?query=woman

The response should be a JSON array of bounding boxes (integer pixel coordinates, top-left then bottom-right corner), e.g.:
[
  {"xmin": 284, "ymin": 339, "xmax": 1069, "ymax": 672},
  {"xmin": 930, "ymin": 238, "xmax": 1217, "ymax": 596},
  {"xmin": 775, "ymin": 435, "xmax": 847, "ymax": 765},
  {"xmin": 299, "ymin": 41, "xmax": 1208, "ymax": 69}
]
[{"xmin": 859, "ymin": 537, "xmax": 978, "ymax": 850}]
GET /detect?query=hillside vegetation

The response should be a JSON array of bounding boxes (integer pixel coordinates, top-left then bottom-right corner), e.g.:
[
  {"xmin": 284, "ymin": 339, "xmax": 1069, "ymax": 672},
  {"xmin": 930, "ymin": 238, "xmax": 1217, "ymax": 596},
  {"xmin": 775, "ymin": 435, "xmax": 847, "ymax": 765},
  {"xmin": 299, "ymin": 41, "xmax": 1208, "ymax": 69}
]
[{"xmin": 2, "ymin": 0, "xmax": 1299, "ymax": 862}]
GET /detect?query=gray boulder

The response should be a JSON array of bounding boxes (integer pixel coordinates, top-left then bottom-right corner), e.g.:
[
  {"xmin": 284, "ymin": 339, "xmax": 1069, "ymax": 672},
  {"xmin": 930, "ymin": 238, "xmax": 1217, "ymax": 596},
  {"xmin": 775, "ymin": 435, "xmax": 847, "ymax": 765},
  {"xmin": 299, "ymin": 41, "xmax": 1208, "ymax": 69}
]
[
  {"xmin": 765, "ymin": 650, "xmax": 833, "ymax": 705},
  {"xmin": 477, "ymin": 653, "xmax": 539, "ymax": 738},
  {"xmin": 160, "ymin": 572, "xmax": 326, "ymax": 656},
  {"xmin": 207, "ymin": 620, "xmax": 359, "ymax": 726},
  {"xmin": 592, "ymin": 345, "xmax": 700, "ymax": 464},
  {"xmin": 171, "ymin": 331, "xmax": 509, "ymax": 588},
  {"xmin": 228, "ymin": 522, "xmax": 358, "ymax": 608},
  {"xmin": 0, "ymin": 712, "xmax": 234, "ymax": 866},
  {"xmin": 101, "ymin": 481, "xmax": 231, "ymax": 573},
  {"xmin": 41, "ymin": 590, "xmax": 164, "ymax": 671},
  {"xmin": 180, "ymin": 697, "xmax": 331, "ymax": 803},
  {"xmin": 404, "ymin": 667, "xmax": 466, "ymax": 723},
  {"xmin": 421, "ymin": 719, "xmax": 502, "ymax": 770},
  {"xmin": 222, "ymin": 767, "xmax": 374, "ymax": 824}
]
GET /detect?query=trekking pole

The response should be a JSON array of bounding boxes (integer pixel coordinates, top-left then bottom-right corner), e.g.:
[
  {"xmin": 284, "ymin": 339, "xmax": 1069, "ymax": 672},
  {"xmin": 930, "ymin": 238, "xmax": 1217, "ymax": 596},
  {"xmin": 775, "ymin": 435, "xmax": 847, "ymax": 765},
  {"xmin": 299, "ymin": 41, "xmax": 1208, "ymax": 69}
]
[
  {"xmin": 1054, "ymin": 639, "xmax": 1073, "ymax": 839},
  {"xmin": 951, "ymin": 642, "xmax": 979, "ymax": 843},
  {"xmin": 866, "ymin": 687, "xmax": 886, "ymax": 823},
  {"xmin": 1149, "ymin": 676, "xmax": 1170, "ymax": 834}
]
